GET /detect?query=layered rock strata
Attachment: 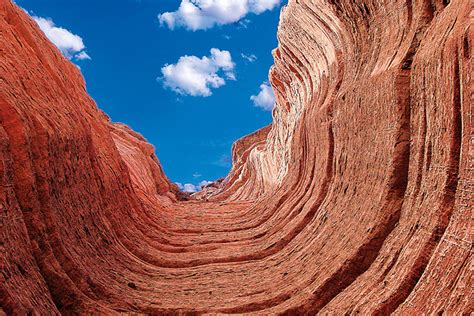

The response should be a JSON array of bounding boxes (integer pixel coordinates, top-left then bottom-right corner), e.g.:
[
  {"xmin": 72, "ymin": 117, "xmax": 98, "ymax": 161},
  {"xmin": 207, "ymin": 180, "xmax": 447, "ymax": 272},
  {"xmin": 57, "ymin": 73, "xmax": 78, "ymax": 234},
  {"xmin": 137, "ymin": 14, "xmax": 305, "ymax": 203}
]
[{"xmin": 0, "ymin": 0, "xmax": 472, "ymax": 314}]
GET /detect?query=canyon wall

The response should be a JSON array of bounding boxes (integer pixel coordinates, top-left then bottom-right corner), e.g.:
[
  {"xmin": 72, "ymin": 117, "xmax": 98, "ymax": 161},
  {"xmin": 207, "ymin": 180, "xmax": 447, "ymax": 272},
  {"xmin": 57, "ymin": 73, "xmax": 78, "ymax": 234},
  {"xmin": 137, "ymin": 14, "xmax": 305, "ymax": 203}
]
[{"xmin": 1, "ymin": 0, "xmax": 472, "ymax": 314}]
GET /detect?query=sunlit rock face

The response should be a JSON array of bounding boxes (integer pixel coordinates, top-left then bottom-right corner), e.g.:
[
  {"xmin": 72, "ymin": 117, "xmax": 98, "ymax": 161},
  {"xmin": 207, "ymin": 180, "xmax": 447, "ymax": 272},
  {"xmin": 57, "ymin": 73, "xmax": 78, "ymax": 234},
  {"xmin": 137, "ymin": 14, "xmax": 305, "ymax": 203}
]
[{"xmin": 1, "ymin": 0, "xmax": 472, "ymax": 314}]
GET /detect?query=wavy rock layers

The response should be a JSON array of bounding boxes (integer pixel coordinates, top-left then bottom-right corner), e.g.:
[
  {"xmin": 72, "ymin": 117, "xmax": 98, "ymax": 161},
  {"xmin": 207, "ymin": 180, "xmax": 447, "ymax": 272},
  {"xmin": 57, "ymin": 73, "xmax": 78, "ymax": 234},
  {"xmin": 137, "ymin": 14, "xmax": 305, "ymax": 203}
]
[{"xmin": 0, "ymin": 0, "xmax": 472, "ymax": 314}]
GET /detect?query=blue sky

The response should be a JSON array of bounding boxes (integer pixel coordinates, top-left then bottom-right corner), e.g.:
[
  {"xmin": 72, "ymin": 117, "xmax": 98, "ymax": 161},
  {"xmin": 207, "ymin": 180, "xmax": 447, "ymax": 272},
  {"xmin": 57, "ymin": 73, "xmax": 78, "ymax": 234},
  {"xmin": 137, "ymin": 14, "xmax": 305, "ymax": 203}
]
[{"xmin": 16, "ymin": 0, "xmax": 283, "ymax": 191}]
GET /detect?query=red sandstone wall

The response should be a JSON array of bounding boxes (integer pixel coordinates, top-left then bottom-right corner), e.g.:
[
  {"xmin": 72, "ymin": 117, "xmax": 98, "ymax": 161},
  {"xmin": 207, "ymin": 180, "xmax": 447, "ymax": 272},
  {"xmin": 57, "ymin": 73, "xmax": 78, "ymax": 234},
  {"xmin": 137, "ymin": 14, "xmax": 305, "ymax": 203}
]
[{"xmin": 1, "ymin": 0, "xmax": 472, "ymax": 314}]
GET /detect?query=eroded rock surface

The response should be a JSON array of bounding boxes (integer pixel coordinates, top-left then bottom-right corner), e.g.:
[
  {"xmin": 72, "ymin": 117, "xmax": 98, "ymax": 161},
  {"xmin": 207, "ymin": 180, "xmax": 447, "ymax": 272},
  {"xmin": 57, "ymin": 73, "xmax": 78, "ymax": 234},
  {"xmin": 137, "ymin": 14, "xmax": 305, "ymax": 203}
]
[{"xmin": 1, "ymin": 0, "xmax": 472, "ymax": 314}]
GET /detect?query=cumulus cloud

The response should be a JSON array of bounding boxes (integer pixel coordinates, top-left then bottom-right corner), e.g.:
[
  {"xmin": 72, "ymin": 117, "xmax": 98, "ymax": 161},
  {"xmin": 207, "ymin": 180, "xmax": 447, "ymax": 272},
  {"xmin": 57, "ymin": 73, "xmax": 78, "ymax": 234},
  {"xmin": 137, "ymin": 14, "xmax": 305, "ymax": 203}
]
[
  {"xmin": 241, "ymin": 53, "xmax": 257, "ymax": 62},
  {"xmin": 160, "ymin": 48, "xmax": 235, "ymax": 97},
  {"xmin": 32, "ymin": 16, "xmax": 91, "ymax": 60},
  {"xmin": 158, "ymin": 0, "xmax": 281, "ymax": 31},
  {"xmin": 199, "ymin": 180, "xmax": 213, "ymax": 188},
  {"xmin": 251, "ymin": 81, "xmax": 275, "ymax": 111},
  {"xmin": 175, "ymin": 180, "xmax": 213, "ymax": 193},
  {"xmin": 175, "ymin": 182, "xmax": 197, "ymax": 192},
  {"xmin": 184, "ymin": 183, "xmax": 199, "ymax": 192}
]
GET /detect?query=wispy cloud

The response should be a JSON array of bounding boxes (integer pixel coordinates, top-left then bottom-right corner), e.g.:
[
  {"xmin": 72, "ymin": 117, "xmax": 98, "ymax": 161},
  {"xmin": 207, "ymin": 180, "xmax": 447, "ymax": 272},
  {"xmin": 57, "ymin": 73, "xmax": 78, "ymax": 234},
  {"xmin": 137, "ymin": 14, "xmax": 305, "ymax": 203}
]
[
  {"xmin": 237, "ymin": 18, "xmax": 251, "ymax": 29},
  {"xmin": 251, "ymin": 81, "xmax": 275, "ymax": 111},
  {"xmin": 75, "ymin": 51, "xmax": 91, "ymax": 60},
  {"xmin": 158, "ymin": 0, "xmax": 281, "ymax": 31},
  {"xmin": 32, "ymin": 16, "xmax": 91, "ymax": 61},
  {"xmin": 212, "ymin": 154, "xmax": 232, "ymax": 168},
  {"xmin": 160, "ymin": 48, "xmax": 235, "ymax": 97},
  {"xmin": 241, "ymin": 53, "xmax": 257, "ymax": 62}
]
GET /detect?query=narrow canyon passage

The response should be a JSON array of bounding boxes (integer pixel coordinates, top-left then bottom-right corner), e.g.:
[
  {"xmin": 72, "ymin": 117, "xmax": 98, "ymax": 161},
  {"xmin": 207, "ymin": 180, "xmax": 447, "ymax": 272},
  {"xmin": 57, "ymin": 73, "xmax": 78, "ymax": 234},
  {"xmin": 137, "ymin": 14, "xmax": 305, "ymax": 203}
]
[{"xmin": 1, "ymin": 0, "xmax": 472, "ymax": 315}]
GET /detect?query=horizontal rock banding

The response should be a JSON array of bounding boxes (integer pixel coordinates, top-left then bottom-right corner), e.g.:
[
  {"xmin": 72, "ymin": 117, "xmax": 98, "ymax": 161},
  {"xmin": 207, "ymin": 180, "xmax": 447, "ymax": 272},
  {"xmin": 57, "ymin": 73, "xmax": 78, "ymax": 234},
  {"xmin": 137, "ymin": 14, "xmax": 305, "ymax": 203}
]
[{"xmin": 0, "ymin": 0, "xmax": 472, "ymax": 314}]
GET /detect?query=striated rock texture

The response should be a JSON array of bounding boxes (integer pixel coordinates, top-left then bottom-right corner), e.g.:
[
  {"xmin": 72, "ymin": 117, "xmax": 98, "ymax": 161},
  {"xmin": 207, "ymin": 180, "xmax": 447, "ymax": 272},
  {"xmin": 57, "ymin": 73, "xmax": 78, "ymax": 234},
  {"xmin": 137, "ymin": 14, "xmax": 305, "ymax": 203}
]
[{"xmin": 0, "ymin": 0, "xmax": 472, "ymax": 314}]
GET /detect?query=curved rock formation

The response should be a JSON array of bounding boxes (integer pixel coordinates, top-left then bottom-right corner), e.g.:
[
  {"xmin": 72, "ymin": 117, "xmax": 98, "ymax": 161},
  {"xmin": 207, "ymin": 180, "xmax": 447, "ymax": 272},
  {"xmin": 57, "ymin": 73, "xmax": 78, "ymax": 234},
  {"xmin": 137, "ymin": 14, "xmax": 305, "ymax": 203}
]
[{"xmin": 1, "ymin": 0, "xmax": 472, "ymax": 314}]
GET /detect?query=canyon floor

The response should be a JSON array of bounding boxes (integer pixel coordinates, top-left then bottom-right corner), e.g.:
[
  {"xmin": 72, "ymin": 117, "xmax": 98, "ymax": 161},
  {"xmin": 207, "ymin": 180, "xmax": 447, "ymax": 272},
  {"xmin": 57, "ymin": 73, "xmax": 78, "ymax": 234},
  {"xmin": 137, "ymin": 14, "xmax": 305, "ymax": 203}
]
[{"xmin": 1, "ymin": 0, "xmax": 473, "ymax": 314}]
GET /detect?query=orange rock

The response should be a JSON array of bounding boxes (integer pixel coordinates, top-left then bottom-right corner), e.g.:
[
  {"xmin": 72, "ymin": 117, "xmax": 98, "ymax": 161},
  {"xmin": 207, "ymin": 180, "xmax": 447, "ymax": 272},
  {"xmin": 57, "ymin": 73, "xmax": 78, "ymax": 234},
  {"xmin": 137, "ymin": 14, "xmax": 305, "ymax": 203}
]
[{"xmin": 0, "ymin": 0, "xmax": 472, "ymax": 314}]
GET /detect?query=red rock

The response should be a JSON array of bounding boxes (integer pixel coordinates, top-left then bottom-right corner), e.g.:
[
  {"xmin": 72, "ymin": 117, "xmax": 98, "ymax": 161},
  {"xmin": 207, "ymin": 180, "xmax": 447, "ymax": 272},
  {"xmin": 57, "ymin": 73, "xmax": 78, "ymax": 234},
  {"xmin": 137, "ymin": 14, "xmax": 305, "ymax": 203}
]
[{"xmin": 0, "ymin": 0, "xmax": 472, "ymax": 314}]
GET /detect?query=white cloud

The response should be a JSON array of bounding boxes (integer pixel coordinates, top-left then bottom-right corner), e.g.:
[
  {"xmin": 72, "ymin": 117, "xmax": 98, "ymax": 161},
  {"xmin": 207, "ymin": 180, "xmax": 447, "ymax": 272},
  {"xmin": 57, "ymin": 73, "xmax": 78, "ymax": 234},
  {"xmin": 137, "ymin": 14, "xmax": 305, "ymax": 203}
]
[
  {"xmin": 183, "ymin": 183, "xmax": 198, "ymax": 192},
  {"xmin": 199, "ymin": 180, "xmax": 213, "ymax": 188},
  {"xmin": 237, "ymin": 18, "xmax": 251, "ymax": 29},
  {"xmin": 241, "ymin": 53, "xmax": 257, "ymax": 62},
  {"xmin": 251, "ymin": 81, "xmax": 275, "ymax": 111},
  {"xmin": 32, "ymin": 16, "xmax": 91, "ymax": 61},
  {"xmin": 176, "ymin": 182, "xmax": 197, "ymax": 192},
  {"xmin": 192, "ymin": 172, "xmax": 202, "ymax": 178},
  {"xmin": 249, "ymin": 0, "xmax": 281, "ymax": 13},
  {"xmin": 175, "ymin": 180, "xmax": 213, "ymax": 192},
  {"xmin": 160, "ymin": 48, "xmax": 235, "ymax": 97},
  {"xmin": 75, "ymin": 51, "xmax": 91, "ymax": 60},
  {"xmin": 158, "ymin": 0, "xmax": 281, "ymax": 31}
]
